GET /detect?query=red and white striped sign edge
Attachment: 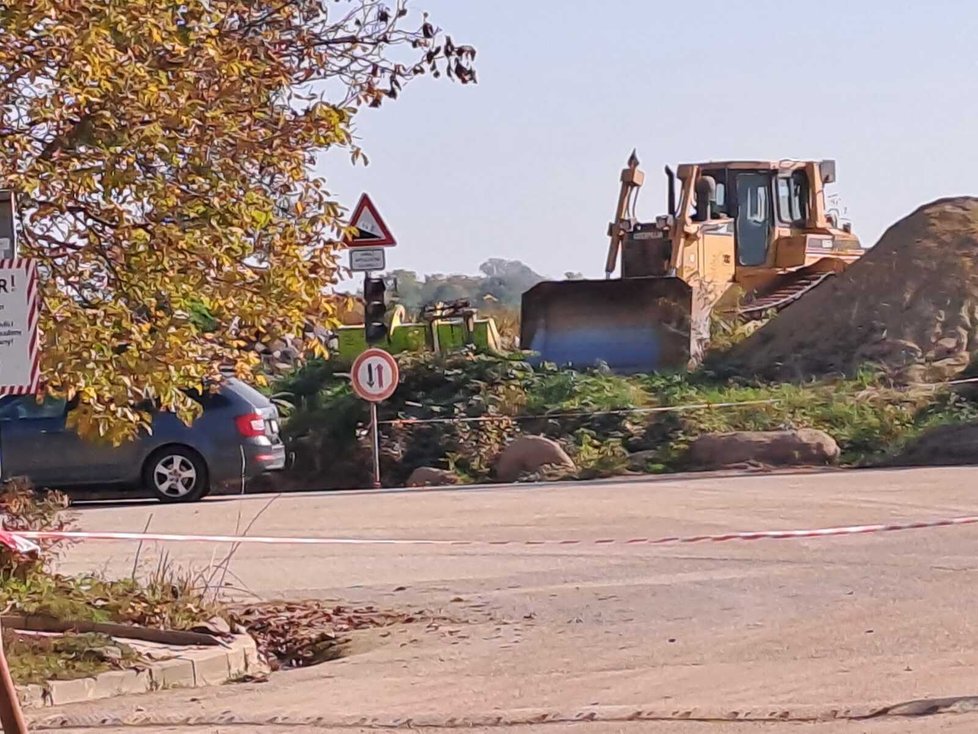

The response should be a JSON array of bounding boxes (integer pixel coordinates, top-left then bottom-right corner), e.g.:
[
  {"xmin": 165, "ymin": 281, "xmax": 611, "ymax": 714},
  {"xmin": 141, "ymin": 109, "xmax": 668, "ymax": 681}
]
[
  {"xmin": 351, "ymin": 347, "xmax": 399, "ymax": 402},
  {"xmin": 343, "ymin": 193, "xmax": 396, "ymax": 247},
  {"xmin": 0, "ymin": 258, "xmax": 39, "ymax": 396},
  {"xmin": 6, "ymin": 513, "xmax": 978, "ymax": 551}
]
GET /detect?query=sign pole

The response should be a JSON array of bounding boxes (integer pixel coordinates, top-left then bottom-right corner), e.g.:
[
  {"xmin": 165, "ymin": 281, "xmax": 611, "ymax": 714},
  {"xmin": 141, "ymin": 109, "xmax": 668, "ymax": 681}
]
[
  {"xmin": 369, "ymin": 401, "xmax": 381, "ymax": 489},
  {"xmin": 350, "ymin": 347, "xmax": 400, "ymax": 491}
]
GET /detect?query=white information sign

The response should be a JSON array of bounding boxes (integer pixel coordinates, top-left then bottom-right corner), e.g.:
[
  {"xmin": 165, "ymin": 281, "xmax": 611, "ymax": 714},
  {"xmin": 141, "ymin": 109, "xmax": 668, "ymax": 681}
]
[
  {"xmin": 349, "ymin": 247, "xmax": 386, "ymax": 272},
  {"xmin": 0, "ymin": 259, "xmax": 39, "ymax": 395}
]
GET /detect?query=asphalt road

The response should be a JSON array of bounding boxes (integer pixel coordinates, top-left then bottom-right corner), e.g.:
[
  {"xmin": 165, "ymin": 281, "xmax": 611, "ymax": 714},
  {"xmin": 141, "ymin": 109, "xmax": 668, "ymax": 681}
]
[{"xmin": 33, "ymin": 467, "xmax": 978, "ymax": 732}]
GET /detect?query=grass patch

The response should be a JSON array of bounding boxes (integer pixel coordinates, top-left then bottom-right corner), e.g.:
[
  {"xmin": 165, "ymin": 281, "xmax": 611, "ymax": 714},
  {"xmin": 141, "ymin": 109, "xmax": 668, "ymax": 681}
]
[
  {"xmin": 524, "ymin": 369, "xmax": 647, "ymax": 414},
  {"xmin": 0, "ymin": 568, "xmax": 221, "ymax": 631},
  {"xmin": 4, "ymin": 630, "xmax": 139, "ymax": 686}
]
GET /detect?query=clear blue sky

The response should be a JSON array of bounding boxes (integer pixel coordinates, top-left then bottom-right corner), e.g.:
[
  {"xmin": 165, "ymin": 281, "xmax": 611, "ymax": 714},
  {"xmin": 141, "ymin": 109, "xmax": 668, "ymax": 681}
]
[{"xmin": 322, "ymin": 0, "xmax": 978, "ymax": 281}]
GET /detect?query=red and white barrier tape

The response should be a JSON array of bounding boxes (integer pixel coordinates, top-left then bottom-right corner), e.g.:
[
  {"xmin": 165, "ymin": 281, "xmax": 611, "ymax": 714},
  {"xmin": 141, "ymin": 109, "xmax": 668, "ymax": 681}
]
[
  {"xmin": 4, "ymin": 513, "xmax": 978, "ymax": 551},
  {"xmin": 0, "ymin": 529, "xmax": 40, "ymax": 554},
  {"xmin": 381, "ymin": 399, "xmax": 781, "ymax": 426}
]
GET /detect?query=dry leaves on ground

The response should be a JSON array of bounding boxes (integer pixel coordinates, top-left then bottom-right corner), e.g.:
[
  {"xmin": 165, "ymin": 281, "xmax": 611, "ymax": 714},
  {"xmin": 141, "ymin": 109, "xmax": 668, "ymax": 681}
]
[{"xmin": 229, "ymin": 601, "xmax": 424, "ymax": 670}]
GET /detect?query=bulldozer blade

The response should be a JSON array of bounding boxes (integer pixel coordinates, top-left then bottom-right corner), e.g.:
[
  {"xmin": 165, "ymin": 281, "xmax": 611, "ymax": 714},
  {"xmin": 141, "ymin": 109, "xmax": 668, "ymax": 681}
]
[{"xmin": 520, "ymin": 278, "xmax": 700, "ymax": 373}]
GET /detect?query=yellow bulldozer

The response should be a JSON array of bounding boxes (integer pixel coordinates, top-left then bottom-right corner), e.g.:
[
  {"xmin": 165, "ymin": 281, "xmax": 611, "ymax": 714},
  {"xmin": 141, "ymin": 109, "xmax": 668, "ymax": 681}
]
[{"xmin": 520, "ymin": 153, "xmax": 864, "ymax": 372}]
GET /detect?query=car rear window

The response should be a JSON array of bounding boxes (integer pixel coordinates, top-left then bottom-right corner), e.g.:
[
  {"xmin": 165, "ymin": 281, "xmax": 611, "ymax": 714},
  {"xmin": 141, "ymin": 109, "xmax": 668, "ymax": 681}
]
[
  {"xmin": 220, "ymin": 379, "xmax": 271, "ymax": 409},
  {"xmin": 182, "ymin": 387, "xmax": 231, "ymax": 410}
]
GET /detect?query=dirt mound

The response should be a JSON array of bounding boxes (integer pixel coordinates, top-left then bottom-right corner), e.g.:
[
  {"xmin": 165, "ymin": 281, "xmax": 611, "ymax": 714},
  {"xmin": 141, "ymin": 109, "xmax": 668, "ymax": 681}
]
[
  {"xmin": 886, "ymin": 423, "xmax": 978, "ymax": 467},
  {"xmin": 725, "ymin": 197, "xmax": 978, "ymax": 382}
]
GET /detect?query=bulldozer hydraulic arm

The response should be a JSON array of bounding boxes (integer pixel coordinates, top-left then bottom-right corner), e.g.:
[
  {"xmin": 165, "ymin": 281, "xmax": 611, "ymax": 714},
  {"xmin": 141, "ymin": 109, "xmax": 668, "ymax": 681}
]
[{"xmin": 605, "ymin": 151, "xmax": 644, "ymax": 277}]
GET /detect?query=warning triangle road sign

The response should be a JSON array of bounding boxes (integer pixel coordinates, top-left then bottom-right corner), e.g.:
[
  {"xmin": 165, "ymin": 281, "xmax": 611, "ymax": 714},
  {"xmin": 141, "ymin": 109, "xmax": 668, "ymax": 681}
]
[{"xmin": 344, "ymin": 193, "xmax": 397, "ymax": 247}]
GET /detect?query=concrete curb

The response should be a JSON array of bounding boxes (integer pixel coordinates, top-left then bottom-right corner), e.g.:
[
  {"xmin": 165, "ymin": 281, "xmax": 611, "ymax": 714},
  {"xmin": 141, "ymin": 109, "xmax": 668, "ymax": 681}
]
[{"xmin": 16, "ymin": 633, "xmax": 267, "ymax": 709}]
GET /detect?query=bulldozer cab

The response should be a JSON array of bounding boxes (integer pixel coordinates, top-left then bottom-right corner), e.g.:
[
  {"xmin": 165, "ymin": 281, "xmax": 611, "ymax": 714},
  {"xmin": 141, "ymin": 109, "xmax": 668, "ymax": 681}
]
[
  {"xmin": 679, "ymin": 163, "xmax": 800, "ymax": 269},
  {"xmin": 674, "ymin": 161, "xmax": 860, "ymax": 279}
]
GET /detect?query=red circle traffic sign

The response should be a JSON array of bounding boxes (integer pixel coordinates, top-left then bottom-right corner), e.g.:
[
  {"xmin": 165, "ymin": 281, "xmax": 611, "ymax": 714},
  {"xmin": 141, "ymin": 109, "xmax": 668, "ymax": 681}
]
[{"xmin": 350, "ymin": 348, "xmax": 399, "ymax": 402}]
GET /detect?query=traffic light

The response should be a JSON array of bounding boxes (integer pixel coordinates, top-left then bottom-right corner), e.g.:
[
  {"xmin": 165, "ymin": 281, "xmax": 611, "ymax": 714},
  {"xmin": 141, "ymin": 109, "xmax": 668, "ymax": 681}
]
[{"xmin": 363, "ymin": 275, "xmax": 387, "ymax": 345}]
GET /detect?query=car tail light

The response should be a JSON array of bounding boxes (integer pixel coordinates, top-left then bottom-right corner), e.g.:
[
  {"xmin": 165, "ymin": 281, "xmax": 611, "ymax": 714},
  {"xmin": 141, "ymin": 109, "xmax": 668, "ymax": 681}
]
[{"xmin": 235, "ymin": 413, "xmax": 266, "ymax": 438}]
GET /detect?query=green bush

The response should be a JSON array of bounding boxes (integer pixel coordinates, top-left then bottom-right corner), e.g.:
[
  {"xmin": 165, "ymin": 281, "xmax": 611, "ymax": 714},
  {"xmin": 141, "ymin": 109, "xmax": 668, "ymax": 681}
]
[{"xmin": 273, "ymin": 350, "xmax": 978, "ymax": 487}]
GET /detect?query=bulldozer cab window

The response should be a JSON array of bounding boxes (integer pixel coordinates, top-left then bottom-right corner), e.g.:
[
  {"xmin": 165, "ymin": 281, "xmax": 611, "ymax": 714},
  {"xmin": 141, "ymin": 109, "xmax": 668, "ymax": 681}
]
[
  {"xmin": 700, "ymin": 169, "xmax": 728, "ymax": 218},
  {"xmin": 734, "ymin": 172, "xmax": 771, "ymax": 266},
  {"xmin": 777, "ymin": 171, "xmax": 808, "ymax": 225},
  {"xmin": 714, "ymin": 181, "xmax": 727, "ymax": 215}
]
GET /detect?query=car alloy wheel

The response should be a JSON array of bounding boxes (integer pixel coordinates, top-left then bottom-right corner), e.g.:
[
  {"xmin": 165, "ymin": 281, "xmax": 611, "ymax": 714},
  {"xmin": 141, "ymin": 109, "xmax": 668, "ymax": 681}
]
[{"xmin": 152, "ymin": 454, "xmax": 199, "ymax": 499}]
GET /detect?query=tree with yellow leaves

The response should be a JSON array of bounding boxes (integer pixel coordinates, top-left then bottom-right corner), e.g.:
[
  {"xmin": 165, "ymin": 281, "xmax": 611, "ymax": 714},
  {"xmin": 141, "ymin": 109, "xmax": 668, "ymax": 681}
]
[{"xmin": 0, "ymin": 0, "xmax": 475, "ymax": 440}]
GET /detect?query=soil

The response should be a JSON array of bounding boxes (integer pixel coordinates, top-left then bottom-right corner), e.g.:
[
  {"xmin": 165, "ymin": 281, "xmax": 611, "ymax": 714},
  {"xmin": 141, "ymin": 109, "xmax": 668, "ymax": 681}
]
[
  {"xmin": 724, "ymin": 196, "xmax": 978, "ymax": 382},
  {"xmin": 886, "ymin": 422, "xmax": 978, "ymax": 467}
]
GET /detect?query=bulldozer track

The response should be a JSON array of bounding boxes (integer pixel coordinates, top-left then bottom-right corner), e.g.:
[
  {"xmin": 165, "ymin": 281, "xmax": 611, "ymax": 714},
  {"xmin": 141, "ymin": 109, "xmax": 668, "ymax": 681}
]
[{"xmin": 738, "ymin": 271, "xmax": 835, "ymax": 320}]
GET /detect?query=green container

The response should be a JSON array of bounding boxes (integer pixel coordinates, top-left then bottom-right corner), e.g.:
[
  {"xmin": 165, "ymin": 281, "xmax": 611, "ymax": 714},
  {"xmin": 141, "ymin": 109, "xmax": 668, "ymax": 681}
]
[{"xmin": 333, "ymin": 317, "xmax": 500, "ymax": 364}]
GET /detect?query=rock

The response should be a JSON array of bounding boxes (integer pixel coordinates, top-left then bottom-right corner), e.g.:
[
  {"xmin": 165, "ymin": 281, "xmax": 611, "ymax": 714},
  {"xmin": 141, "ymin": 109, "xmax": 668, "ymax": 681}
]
[
  {"xmin": 406, "ymin": 467, "xmax": 459, "ymax": 487},
  {"xmin": 100, "ymin": 646, "xmax": 124, "ymax": 663},
  {"xmin": 686, "ymin": 429, "xmax": 840, "ymax": 469},
  {"xmin": 903, "ymin": 350, "xmax": 971, "ymax": 383},
  {"xmin": 854, "ymin": 338, "xmax": 923, "ymax": 372},
  {"xmin": 495, "ymin": 436, "xmax": 575, "ymax": 482},
  {"xmin": 888, "ymin": 423, "xmax": 978, "ymax": 466},
  {"xmin": 625, "ymin": 450, "xmax": 660, "ymax": 472},
  {"xmin": 932, "ymin": 335, "xmax": 966, "ymax": 359},
  {"xmin": 190, "ymin": 615, "xmax": 232, "ymax": 637},
  {"xmin": 267, "ymin": 338, "xmax": 290, "ymax": 354}
]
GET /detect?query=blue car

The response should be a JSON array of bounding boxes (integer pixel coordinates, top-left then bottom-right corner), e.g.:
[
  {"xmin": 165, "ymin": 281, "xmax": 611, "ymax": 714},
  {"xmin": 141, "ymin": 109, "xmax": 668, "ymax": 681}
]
[{"xmin": 0, "ymin": 379, "xmax": 285, "ymax": 503}]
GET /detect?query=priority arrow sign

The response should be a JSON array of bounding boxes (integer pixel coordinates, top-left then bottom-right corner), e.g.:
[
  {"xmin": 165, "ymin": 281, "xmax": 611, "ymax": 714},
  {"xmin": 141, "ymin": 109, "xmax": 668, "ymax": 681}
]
[{"xmin": 351, "ymin": 347, "xmax": 399, "ymax": 402}]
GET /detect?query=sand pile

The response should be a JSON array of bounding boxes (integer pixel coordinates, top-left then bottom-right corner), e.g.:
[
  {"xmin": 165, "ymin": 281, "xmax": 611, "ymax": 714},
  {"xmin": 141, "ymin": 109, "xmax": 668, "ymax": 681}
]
[{"xmin": 725, "ymin": 197, "xmax": 978, "ymax": 382}]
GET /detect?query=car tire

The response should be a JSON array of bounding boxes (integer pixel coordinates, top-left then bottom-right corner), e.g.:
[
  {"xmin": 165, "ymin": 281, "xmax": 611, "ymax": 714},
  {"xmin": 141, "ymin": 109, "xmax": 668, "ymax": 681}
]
[{"xmin": 143, "ymin": 446, "xmax": 209, "ymax": 504}]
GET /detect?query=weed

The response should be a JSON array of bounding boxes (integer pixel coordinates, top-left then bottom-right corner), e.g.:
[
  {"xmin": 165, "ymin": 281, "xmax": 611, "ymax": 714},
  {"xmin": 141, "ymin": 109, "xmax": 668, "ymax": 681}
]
[
  {"xmin": 707, "ymin": 307, "xmax": 767, "ymax": 355},
  {"xmin": 568, "ymin": 430, "xmax": 629, "ymax": 479},
  {"xmin": 3, "ymin": 630, "xmax": 139, "ymax": 686},
  {"xmin": 0, "ymin": 479, "xmax": 73, "ymax": 577},
  {"xmin": 0, "ymin": 568, "xmax": 221, "ymax": 631}
]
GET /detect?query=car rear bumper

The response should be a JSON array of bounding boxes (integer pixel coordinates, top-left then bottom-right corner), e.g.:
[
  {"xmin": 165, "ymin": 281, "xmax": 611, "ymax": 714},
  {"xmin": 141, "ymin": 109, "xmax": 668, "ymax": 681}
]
[{"xmin": 243, "ymin": 442, "xmax": 287, "ymax": 475}]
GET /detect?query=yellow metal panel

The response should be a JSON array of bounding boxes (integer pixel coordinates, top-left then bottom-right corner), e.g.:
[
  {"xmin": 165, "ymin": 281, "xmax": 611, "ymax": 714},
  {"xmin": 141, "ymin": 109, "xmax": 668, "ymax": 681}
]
[
  {"xmin": 701, "ymin": 231, "xmax": 736, "ymax": 286},
  {"xmin": 772, "ymin": 234, "xmax": 808, "ymax": 269}
]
